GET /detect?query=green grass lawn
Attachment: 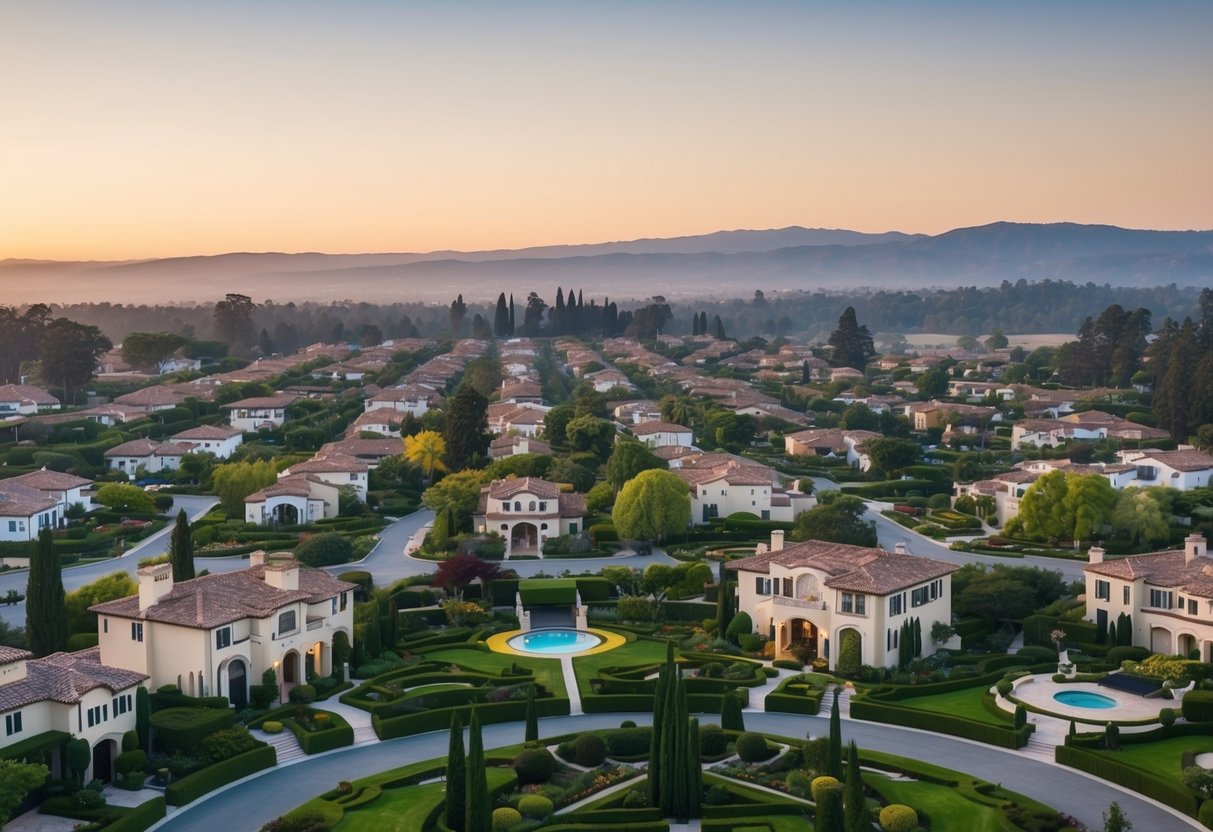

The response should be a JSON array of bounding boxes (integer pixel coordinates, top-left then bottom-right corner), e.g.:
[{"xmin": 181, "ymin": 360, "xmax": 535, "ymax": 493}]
[
  {"xmin": 886, "ymin": 687, "xmax": 1009, "ymax": 726},
  {"xmin": 573, "ymin": 638, "xmax": 671, "ymax": 695},
  {"xmin": 334, "ymin": 768, "xmax": 515, "ymax": 831},
  {"xmin": 1113, "ymin": 735, "xmax": 1213, "ymax": 778},
  {"xmin": 865, "ymin": 773, "xmax": 1020, "ymax": 832},
  {"xmin": 423, "ymin": 647, "xmax": 566, "ymax": 699}
]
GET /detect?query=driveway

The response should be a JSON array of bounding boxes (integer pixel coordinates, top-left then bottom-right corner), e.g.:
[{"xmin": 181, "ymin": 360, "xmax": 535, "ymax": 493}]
[{"xmin": 149, "ymin": 711, "xmax": 1196, "ymax": 832}]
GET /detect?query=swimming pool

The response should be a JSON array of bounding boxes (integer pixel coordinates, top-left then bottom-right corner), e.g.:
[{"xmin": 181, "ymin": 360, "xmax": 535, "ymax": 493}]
[
  {"xmin": 507, "ymin": 629, "xmax": 603, "ymax": 655},
  {"xmin": 1053, "ymin": 690, "xmax": 1117, "ymax": 709}
]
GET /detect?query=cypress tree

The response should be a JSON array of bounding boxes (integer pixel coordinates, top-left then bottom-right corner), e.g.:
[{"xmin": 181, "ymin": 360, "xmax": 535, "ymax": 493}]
[
  {"xmin": 466, "ymin": 709, "xmax": 490, "ymax": 832},
  {"xmin": 843, "ymin": 740, "xmax": 868, "ymax": 832},
  {"xmin": 446, "ymin": 712, "xmax": 466, "ymax": 832},
  {"xmin": 686, "ymin": 716, "xmax": 702, "ymax": 818},
  {"xmin": 385, "ymin": 600, "xmax": 399, "ymax": 649},
  {"xmin": 815, "ymin": 782, "xmax": 844, "ymax": 832},
  {"xmin": 135, "ymin": 687, "xmax": 150, "ymax": 751},
  {"xmin": 508, "ymin": 294, "xmax": 516, "ymax": 335},
  {"xmin": 828, "ymin": 686, "xmax": 843, "ymax": 778},
  {"xmin": 169, "ymin": 509, "xmax": 195, "ymax": 582},
  {"xmin": 27, "ymin": 528, "xmax": 66, "ymax": 657},
  {"xmin": 1106, "ymin": 619, "xmax": 1116, "ymax": 647},
  {"xmin": 912, "ymin": 617, "xmax": 922, "ymax": 659},
  {"xmin": 493, "ymin": 292, "xmax": 509, "ymax": 337},
  {"xmin": 524, "ymin": 684, "xmax": 538, "ymax": 743},
  {"xmin": 648, "ymin": 649, "xmax": 668, "ymax": 806},
  {"xmin": 712, "ymin": 315, "xmax": 726, "ymax": 340},
  {"xmin": 667, "ymin": 665, "xmax": 687, "ymax": 817},
  {"xmin": 721, "ymin": 691, "xmax": 745, "ymax": 732},
  {"xmin": 714, "ymin": 562, "xmax": 732, "ymax": 637}
]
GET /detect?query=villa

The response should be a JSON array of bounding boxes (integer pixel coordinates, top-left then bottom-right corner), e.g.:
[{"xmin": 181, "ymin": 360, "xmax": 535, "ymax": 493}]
[
  {"xmin": 727, "ymin": 532, "xmax": 959, "ymax": 669},
  {"xmin": 783, "ymin": 428, "xmax": 880, "ymax": 470},
  {"xmin": 631, "ymin": 421, "xmax": 694, "ymax": 449},
  {"xmin": 0, "ymin": 469, "xmax": 94, "ymax": 541},
  {"xmin": 90, "ymin": 554, "xmax": 355, "ymax": 708},
  {"xmin": 221, "ymin": 394, "xmax": 299, "ymax": 432},
  {"xmin": 0, "ymin": 384, "xmax": 59, "ymax": 415},
  {"xmin": 1083, "ymin": 533, "xmax": 1213, "ymax": 660},
  {"xmin": 473, "ymin": 477, "xmax": 585, "ymax": 557}
]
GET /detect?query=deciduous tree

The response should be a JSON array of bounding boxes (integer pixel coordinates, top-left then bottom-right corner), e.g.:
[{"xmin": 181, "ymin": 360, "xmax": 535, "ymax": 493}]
[
  {"xmin": 95, "ymin": 483, "xmax": 157, "ymax": 515},
  {"xmin": 404, "ymin": 430, "xmax": 448, "ymax": 481},
  {"xmin": 827, "ymin": 306, "xmax": 876, "ymax": 370},
  {"xmin": 0, "ymin": 759, "xmax": 49, "ymax": 826},
  {"xmin": 38, "ymin": 317, "xmax": 111, "ymax": 404},
  {"xmin": 121, "ymin": 331, "xmax": 188, "ymax": 373},
  {"xmin": 612, "ymin": 469, "xmax": 690, "ymax": 542}
]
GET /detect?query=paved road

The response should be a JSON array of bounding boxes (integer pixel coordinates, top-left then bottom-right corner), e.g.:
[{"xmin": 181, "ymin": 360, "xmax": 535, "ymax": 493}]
[
  {"xmin": 149, "ymin": 710, "xmax": 1196, "ymax": 832},
  {"xmin": 0, "ymin": 495, "xmax": 221, "ymax": 626}
]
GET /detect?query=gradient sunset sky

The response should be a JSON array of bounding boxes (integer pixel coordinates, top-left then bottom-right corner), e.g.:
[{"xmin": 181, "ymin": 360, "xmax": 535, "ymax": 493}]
[{"xmin": 2, "ymin": 1, "xmax": 1210, "ymax": 261}]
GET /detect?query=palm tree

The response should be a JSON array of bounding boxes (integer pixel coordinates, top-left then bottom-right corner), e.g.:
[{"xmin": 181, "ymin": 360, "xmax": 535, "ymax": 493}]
[{"xmin": 405, "ymin": 430, "xmax": 449, "ymax": 482}]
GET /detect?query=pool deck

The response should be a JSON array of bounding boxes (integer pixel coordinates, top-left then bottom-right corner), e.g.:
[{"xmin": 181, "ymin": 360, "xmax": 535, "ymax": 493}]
[
  {"xmin": 1004, "ymin": 675, "xmax": 1166, "ymax": 723},
  {"xmin": 485, "ymin": 627, "xmax": 626, "ymax": 658}
]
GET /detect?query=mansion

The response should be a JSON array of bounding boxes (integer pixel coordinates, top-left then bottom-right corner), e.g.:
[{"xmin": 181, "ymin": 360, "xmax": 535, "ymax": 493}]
[{"xmin": 473, "ymin": 477, "xmax": 586, "ymax": 557}]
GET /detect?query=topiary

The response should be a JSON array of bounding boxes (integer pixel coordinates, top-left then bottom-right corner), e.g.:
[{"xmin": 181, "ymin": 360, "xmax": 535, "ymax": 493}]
[
  {"xmin": 289, "ymin": 684, "xmax": 317, "ymax": 704},
  {"xmin": 492, "ymin": 807, "xmax": 522, "ymax": 831},
  {"xmin": 699, "ymin": 724, "xmax": 727, "ymax": 756},
  {"xmin": 1198, "ymin": 796, "xmax": 1213, "ymax": 830},
  {"xmin": 262, "ymin": 721, "xmax": 284, "ymax": 734},
  {"xmin": 879, "ymin": 803, "xmax": 919, "ymax": 832},
  {"xmin": 620, "ymin": 720, "xmax": 636, "ymax": 728},
  {"xmin": 512, "ymin": 748, "xmax": 556, "ymax": 785},
  {"xmin": 114, "ymin": 749, "xmax": 147, "ymax": 776},
  {"xmin": 996, "ymin": 679, "xmax": 1013, "ymax": 697},
  {"xmin": 122, "ymin": 730, "xmax": 141, "ymax": 752},
  {"xmin": 573, "ymin": 733, "xmax": 606, "ymax": 767},
  {"xmin": 725, "ymin": 611, "xmax": 754, "ymax": 644},
  {"xmin": 517, "ymin": 794, "xmax": 553, "ymax": 819},
  {"xmin": 811, "ymin": 775, "xmax": 840, "ymax": 803},
  {"xmin": 1184, "ymin": 690, "xmax": 1213, "ymax": 722},
  {"xmin": 622, "ymin": 788, "xmax": 648, "ymax": 808},
  {"xmin": 1160, "ymin": 708, "xmax": 1176, "ymax": 728},
  {"xmin": 735, "ymin": 731, "xmax": 772, "ymax": 762}
]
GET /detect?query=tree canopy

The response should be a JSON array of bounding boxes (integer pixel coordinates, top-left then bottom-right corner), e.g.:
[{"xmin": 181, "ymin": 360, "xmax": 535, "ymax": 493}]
[
  {"xmin": 443, "ymin": 385, "xmax": 489, "ymax": 470},
  {"xmin": 120, "ymin": 331, "xmax": 188, "ymax": 373},
  {"xmin": 38, "ymin": 317, "xmax": 111, "ymax": 403},
  {"xmin": 95, "ymin": 483, "xmax": 157, "ymax": 515},
  {"xmin": 1015, "ymin": 470, "xmax": 1116, "ymax": 543},
  {"xmin": 612, "ymin": 469, "xmax": 690, "ymax": 542},
  {"xmin": 0, "ymin": 759, "xmax": 49, "ymax": 826},
  {"xmin": 605, "ymin": 439, "xmax": 665, "ymax": 492},
  {"xmin": 26, "ymin": 529, "xmax": 66, "ymax": 657},
  {"xmin": 862, "ymin": 437, "xmax": 922, "ymax": 477},
  {"xmin": 405, "ymin": 430, "xmax": 448, "ymax": 480},
  {"xmin": 826, "ymin": 306, "xmax": 876, "ymax": 370},
  {"xmin": 791, "ymin": 495, "xmax": 877, "ymax": 547},
  {"xmin": 421, "ymin": 469, "xmax": 488, "ymax": 527}
]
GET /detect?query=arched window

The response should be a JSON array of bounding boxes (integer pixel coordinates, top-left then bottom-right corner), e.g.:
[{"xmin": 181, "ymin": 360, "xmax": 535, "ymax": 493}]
[
  {"xmin": 514, "ymin": 501, "xmax": 522, "ymax": 511},
  {"xmin": 529, "ymin": 501, "xmax": 536, "ymax": 511},
  {"xmin": 500, "ymin": 524, "xmax": 508, "ymax": 531},
  {"xmin": 540, "ymin": 523, "xmax": 548, "ymax": 530}
]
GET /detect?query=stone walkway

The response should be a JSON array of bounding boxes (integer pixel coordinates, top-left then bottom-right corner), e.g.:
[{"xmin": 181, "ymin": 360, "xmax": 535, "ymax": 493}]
[
  {"xmin": 5, "ymin": 785, "xmax": 163, "ymax": 832},
  {"xmin": 561, "ymin": 657, "xmax": 583, "ymax": 715}
]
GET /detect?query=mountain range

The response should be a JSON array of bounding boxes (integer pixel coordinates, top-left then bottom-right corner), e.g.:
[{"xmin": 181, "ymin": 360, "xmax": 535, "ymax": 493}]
[{"xmin": 3, "ymin": 222, "xmax": 1210, "ymax": 306}]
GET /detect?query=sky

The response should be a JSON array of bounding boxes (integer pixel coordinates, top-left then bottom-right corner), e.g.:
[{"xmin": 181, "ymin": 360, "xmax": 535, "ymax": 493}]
[{"xmin": 1, "ymin": 1, "xmax": 1211, "ymax": 260}]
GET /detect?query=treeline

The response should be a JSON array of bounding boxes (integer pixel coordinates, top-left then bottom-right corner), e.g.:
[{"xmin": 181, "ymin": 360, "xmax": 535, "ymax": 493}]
[
  {"xmin": 19, "ymin": 279, "xmax": 1203, "ymax": 347},
  {"xmin": 1148, "ymin": 290, "xmax": 1213, "ymax": 441}
]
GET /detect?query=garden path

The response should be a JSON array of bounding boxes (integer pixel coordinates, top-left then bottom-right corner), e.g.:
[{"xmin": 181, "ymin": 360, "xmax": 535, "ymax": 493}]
[
  {"xmin": 741, "ymin": 665, "xmax": 797, "ymax": 712},
  {"xmin": 561, "ymin": 657, "xmax": 583, "ymax": 715}
]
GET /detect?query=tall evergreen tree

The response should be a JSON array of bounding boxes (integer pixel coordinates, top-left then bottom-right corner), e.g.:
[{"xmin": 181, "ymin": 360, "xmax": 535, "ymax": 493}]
[
  {"xmin": 648, "ymin": 643, "xmax": 670, "ymax": 806},
  {"xmin": 815, "ymin": 782, "xmax": 845, "ymax": 832},
  {"xmin": 844, "ymin": 740, "xmax": 868, "ymax": 832},
  {"xmin": 712, "ymin": 315, "xmax": 726, "ymax": 340},
  {"xmin": 169, "ymin": 509, "xmax": 195, "ymax": 582},
  {"xmin": 685, "ymin": 716, "xmax": 702, "ymax": 819},
  {"xmin": 444, "ymin": 384, "xmax": 490, "ymax": 470},
  {"xmin": 714, "ymin": 562, "xmax": 732, "ymax": 639},
  {"xmin": 827, "ymin": 306, "xmax": 876, "ymax": 370},
  {"xmin": 524, "ymin": 684, "xmax": 539, "ymax": 743},
  {"xmin": 26, "ymin": 529, "xmax": 67, "ymax": 657},
  {"xmin": 720, "ymin": 690, "xmax": 744, "ymax": 732},
  {"xmin": 827, "ymin": 686, "xmax": 843, "ymax": 779},
  {"xmin": 493, "ymin": 293, "xmax": 509, "ymax": 337},
  {"xmin": 466, "ymin": 709, "xmax": 489, "ymax": 832},
  {"xmin": 508, "ymin": 294, "xmax": 516, "ymax": 335},
  {"xmin": 446, "ymin": 712, "xmax": 466, "ymax": 832}
]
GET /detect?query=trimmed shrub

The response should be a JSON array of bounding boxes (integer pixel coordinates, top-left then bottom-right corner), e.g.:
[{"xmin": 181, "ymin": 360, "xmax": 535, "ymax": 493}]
[
  {"xmin": 150, "ymin": 707, "xmax": 236, "ymax": 754},
  {"xmin": 1106, "ymin": 645, "xmax": 1152, "ymax": 666},
  {"xmin": 879, "ymin": 804, "xmax": 919, "ymax": 832},
  {"xmin": 512, "ymin": 748, "xmax": 556, "ymax": 785},
  {"xmin": 289, "ymin": 684, "xmax": 317, "ymax": 704},
  {"xmin": 122, "ymin": 730, "xmax": 140, "ymax": 753},
  {"xmin": 493, "ymin": 807, "xmax": 522, "ymax": 831},
  {"xmin": 114, "ymin": 749, "xmax": 147, "ymax": 776},
  {"xmin": 295, "ymin": 533, "xmax": 354, "ymax": 567},
  {"xmin": 197, "ymin": 726, "xmax": 261, "ymax": 764},
  {"xmin": 735, "ymin": 731, "xmax": 773, "ymax": 762},
  {"xmin": 165, "ymin": 745, "xmax": 276, "ymax": 806},
  {"xmin": 811, "ymin": 775, "xmax": 840, "ymax": 803},
  {"xmin": 606, "ymin": 727, "xmax": 651, "ymax": 757},
  {"xmin": 996, "ymin": 679, "xmax": 1013, "ymax": 697},
  {"xmin": 573, "ymin": 733, "xmax": 607, "ymax": 767},
  {"xmin": 262, "ymin": 721, "xmax": 284, "ymax": 734},
  {"xmin": 700, "ymin": 724, "xmax": 728, "ymax": 756},
  {"xmin": 518, "ymin": 794, "xmax": 554, "ymax": 819},
  {"xmin": 1198, "ymin": 798, "xmax": 1213, "ymax": 830},
  {"xmin": 1184, "ymin": 690, "xmax": 1213, "ymax": 722},
  {"xmin": 725, "ymin": 611, "xmax": 753, "ymax": 643}
]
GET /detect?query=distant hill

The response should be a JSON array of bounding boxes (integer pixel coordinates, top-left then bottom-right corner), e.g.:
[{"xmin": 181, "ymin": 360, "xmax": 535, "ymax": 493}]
[{"xmin": 2, "ymin": 222, "xmax": 1209, "ymax": 305}]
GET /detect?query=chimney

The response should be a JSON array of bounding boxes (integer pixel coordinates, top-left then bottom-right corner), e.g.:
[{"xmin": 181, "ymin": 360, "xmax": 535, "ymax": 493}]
[
  {"xmin": 138, "ymin": 563, "xmax": 174, "ymax": 611},
  {"xmin": 263, "ymin": 557, "xmax": 299, "ymax": 591},
  {"xmin": 771, "ymin": 530, "xmax": 785, "ymax": 551},
  {"xmin": 1088, "ymin": 546, "xmax": 1105, "ymax": 565},
  {"xmin": 1186, "ymin": 533, "xmax": 1207, "ymax": 565},
  {"xmin": 249, "ymin": 550, "xmax": 268, "ymax": 567},
  {"xmin": 894, "ymin": 542, "xmax": 909, "ymax": 555}
]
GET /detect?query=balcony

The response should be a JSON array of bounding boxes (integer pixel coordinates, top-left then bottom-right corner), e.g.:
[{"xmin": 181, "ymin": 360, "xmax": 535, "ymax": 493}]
[
  {"xmin": 306, "ymin": 616, "xmax": 325, "ymax": 632},
  {"xmin": 773, "ymin": 596, "xmax": 826, "ymax": 611}
]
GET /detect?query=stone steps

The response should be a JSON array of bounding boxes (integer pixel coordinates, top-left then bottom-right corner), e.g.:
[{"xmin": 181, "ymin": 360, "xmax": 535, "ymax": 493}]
[
  {"xmin": 352, "ymin": 724, "xmax": 379, "ymax": 745},
  {"xmin": 260, "ymin": 730, "xmax": 307, "ymax": 765}
]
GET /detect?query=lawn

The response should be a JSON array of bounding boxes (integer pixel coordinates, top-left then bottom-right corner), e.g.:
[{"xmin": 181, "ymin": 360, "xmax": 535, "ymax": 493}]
[
  {"xmin": 423, "ymin": 647, "xmax": 566, "ymax": 699},
  {"xmin": 890, "ymin": 686, "xmax": 1010, "ymax": 727},
  {"xmin": 573, "ymin": 638, "xmax": 671, "ymax": 696},
  {"xmin": 864, "ymin": 773, "xmax": 1020, "ymax": 832},
  {"xmin": 335, "ymin": 769, "xmax": 516, "ymax": 831},
  {"xmin": 1114, "ymin": 735, "xmax": 1213, "ymax": 778}
]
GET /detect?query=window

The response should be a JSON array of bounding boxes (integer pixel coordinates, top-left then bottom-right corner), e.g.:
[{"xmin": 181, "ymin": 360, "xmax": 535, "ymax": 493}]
[
  {"xmin": 569, "ymin": 523, "xmax": 578, "ymax": 534},
  {"xmin": 842, "ymin": 593, "xmax": 854, "ymax": 614},
  {"xmin": 215, "ymin": 627, "xmax": 232, "ymax": 650},
  {"xmin": 911, "ymin": 587, "xmax": 928, "ymax": 607},
  {"xmin": 501, "ymin": 503, "xmax": 509, "ymax": 512},
  {"xmin": 112, "ymin": 694, "xmax": 132, "ymax": 716},
  {"xmin": 1095, "ymin": 580, "xmax": 1110, "ymax": 601},
  {"xmin": 889, "ymin": 594, "xmax": 904, "ymax": 616},
  {"xmin": 349, "ymin": 473, "xmax": 357, "ymax": 481},
  {"xmin": 929, "ymin": 580, "xmax": 941, "ymax": 601},
  {"xmin": 1149, "ymin": 589, "xmax": 1173, "ymax": 609},
  {"xmin": 782, "ymin": 578, "xmax": 792, "ymax": 597},
  {"xmin": 855, "ymin": 595, "xmax": 866, "ymax": 615},
  {"xmin": 1190, "ymin": 599, "xmax": 1199, "ymax": 616},
  {"xmin": 1123, "ymin": 585, "xmax": 1131, "ymax": 605},
  {"xmin": 340, "ymin": 591, "xmax": 348, "ymax": 612},
  {"xmin": 539, "ymin": 502, "xmax": 547, "ymax": 512},
  {"xmin": 103, "ymin": 619, "xmax": 108, "ymax": 634},
  {"xmin": 131, "ymin": 622, "xmax": 143, "ymax": 642},
  {"xmin": 6, "ymin": 521, "xmax": 14, "ymax": 532},
  {"xmin": 529, "ymin": 501, "xmax": 536, "ymax": 511},
  {"xmin": 755, "ymin": 577, "xmax": 772, "ymax": 596},
  {"xmin": 278, "ymin": 610, "xmax": 297, "ymax": 635},
  {"xmin": 514, "ymin": 501, "xmax": 521, "ymax": 511},
  {"xmin": 5, "ymin": 712, "xmax": 21, "ymax": 736},
  {"xmin": 332, "ymin": 597, "xmax": 338, "ymax": 615},
  {"xmin": 87, "ymin": 705, "xmax": 106, "ymax": 727}
]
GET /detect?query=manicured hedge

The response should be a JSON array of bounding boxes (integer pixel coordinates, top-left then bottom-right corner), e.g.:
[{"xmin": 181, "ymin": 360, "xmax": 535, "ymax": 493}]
[
  {"xmin": 1055, "ymin": 745, "xmax": 1199, "ymax": 817},
  {"xmin": 765, "ymin": 688, "xmax": 823, "ymax": 715},
  {"xmin": 151, "ymin": 707, "xmax": 236, "ymax": 753},
  {"xmin": 541, "ymin": 824, "xmax": 667, "ymax": 832},
  {"xmin": 1183, "ymin": 690, "xmax": 1213, "ymax": 722},
  {"xmin": 372, "ymin": 696, "xmax": 570, "ymax": 740},
  {"xmin": 581, "ymin": 692, "xmax": 737, "ymax": 714},
  {"xmin": 104, "ymin": 796, "xmax": 166, "ymax": 832},
  {"xmin": 560, "ymin": 808, "xmax": 664, "ymax": 823},
  {"xmin": 659, "ymin": 600, "xmax": 716, "ymax": 621},
  {"xmin": 166, "ymin": 744, "xmax": 277, "ymax": 806},
  {"xmin": 285, "ymin": 711, "xmax": 355, "ymax": 754},
  {"xmin": 0, "ymin": 729, "xmax": 69, "ymax": 761},
  {"xmin": 849, "ymin": 698, "xmax": 1030, "ymax": 749},
  {"xmin": 519, "ymin": 579, "xmax": 579, "ymax": 605}
]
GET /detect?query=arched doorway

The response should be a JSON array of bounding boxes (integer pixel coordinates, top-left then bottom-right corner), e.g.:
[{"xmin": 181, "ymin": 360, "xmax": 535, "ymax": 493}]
[
  {"xmin": 91, "ymin": 738, "xmax": 116, "ymax": 783},
  {"xmin": 227, "ymin": 659, "xmax": 248, "ymax": 710},
  {"xmin": 282, "ymin": 651, "xmax": 300, "ymax": 699},
  {"xmin": 1150, "ymin": 626, "xmax": 1172, "ymax": 654},
  {"xmin": 272, "ymin": 503, "xmax": 300, "ymax": 525},
  {"xmin": 1177, "ymin": 633, "xmax": 1197, "ymax": 659},
  {"xmin": 784, "ymin": 618, "xmax": 819, "ymax": 661},
  {"xmin": 510, "ymin": 523, "xmax": 538, "ymax": 555}
]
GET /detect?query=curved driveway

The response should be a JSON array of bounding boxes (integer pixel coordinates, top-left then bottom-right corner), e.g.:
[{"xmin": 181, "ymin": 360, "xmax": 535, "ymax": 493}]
[{"xmin": 150, "ymin": 711, "xmax": 1196, "ymax": 832}]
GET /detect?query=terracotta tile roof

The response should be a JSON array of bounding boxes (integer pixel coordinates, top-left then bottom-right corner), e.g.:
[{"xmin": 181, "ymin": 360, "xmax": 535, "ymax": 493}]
[
  {"xmin": 0, "ymin": 384, "xmax": 58, "ymax": 406},
  {"xmin": 0, "ymin": 648, "xmax": 147, "ymax": 711},
  {"xmin": 0, "ymin": 479, "xmax": 62, "ymax": 517},
  {"xmin": 154, "ymin": 442, "xmax": 196, "ymax": 456},
  {"xmin": 0, "ymin": 645, "xmax": 32, "ymax": 664},
  {"xmin": 9, "ymin": 469, "xmax": 91, "ymax": 491},
  {"xmin": 220, "ymin": 394, "xmax": 299, "ymax": 410},
  {"xmin": 727, "ymin": 539, "xmax": 957, "ymax": 596},
  {"xmin": 321, "ymin": 438, "xmax": 403, "ymax": 459},
  {"xmin": 1086, "ymin": 548, "xmax": 1213, "ymax": 599},
  {"xmin": 244, "ymin": 474, "xmax": 321, "ymax": 502},
  {"xmin": 104, "ymin": 438, "xmax": 161, "ymax": 458},
  {"xmin": 558, "ymin": 492, "xmax": 587, "ymax": 517},
  {"xmin": 653, "ymin": 445, "xmax": 695, "ymax": 461},
  {"xmin": 113, "ymin": 387, "xmax": 187, "ymax": 408},
  {"xmin": 486, "ymin": 477, "xmax": 561, "ymax": 500},
  {"xmin": 632, "ymin": 421, "xmax": 692, "ymax": 435},
  {"xmin": 90, "ymin": 563, "xmax": 357, "ymax": 629},
  {"xmin": 1134, "ymin": 450, "xmax": 1213, "ymax": 472},
  {"xmin": 172, "ymin": 425, "xmax": 242, "ymax": 441},
  {"xmin": 287, "ymin": 452, "xmax": 368, "ymax": 475}
]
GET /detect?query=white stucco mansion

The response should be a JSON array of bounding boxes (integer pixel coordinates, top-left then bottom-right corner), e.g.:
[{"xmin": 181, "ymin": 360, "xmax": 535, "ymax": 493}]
[
  {"xmin": 473, "ymin": 477, "xmax": 586, "ymax": 557},
  {"xmin": 727, "ymin": 532, "xmax": 959, "ymax": 669},
  {"xmin": 1084, "ymin": 533, "xmax": 1213, "ymax": 661}
]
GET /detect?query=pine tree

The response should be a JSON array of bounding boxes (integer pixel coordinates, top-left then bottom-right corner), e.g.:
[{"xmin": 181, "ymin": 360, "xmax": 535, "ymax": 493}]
[
  {"xmin": 466, "ymin": 709, "xmax": 490, "ymax": 832},
  {"xmin": 26, "ymin": 528, "xmax": 66, "ymax": 657},
  {"xmin": 843, "ymin": 740, "xmax": 868, "ymax": 832},
  {"xmin": 446, "ymin": 712, "xmax": 466, "ymax": 832},
  {"xmin": 524, "ymin": 684, "xmax": 538, "ymax": 743},
  {"xmin": 169, "ymin": 509, "xmax": 195, "ymax": 582},
  {"xmin": 827, "ymin": 306, "xmax": 876, "ymax": 370},
  {"xmin": 827, "ymin": 686, "xmax": 843, "ymax": 778}
]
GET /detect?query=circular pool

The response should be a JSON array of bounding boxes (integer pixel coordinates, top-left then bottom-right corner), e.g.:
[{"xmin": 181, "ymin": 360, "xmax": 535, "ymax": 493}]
[
  {"xmin": 507, "ymin": 628, "xmax": 603, "ymax": 655},
  {"xmin": 1053, "ymin": 690, "xmax": 1117, "ymax": 709}
]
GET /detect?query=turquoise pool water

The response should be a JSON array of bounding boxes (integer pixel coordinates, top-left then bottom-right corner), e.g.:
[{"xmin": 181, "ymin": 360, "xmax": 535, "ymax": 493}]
[
  {"xmin": 1053, "ymin": 690, "xmax": 1117, "ymax": 709},
  {"xmin": 508, "ymin": 629, "xmax": 602, "ymax": 655}
]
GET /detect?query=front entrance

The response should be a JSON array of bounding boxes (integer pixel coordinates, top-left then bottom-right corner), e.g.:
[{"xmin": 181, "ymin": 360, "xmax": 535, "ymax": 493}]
[
  {"xmin": 91, "ymin": 739, "xmax": 116, "ymax": 783},
  {"xmin": 272, "ymin": 503, "xmax": 300, "ymax": 525},
  {"xmin": 785, "ymin": 619, "xmax": 819, "ymax": 662},
  {"xmin": 510, "ymin": 523, "xmax": 539, "ymax": 556},
  {"xmin": 281, "ymin": 651, "xmax": 300, "ymax": 699},
  {"xmin": 227, "ymin": 659, "xmax": 248, "ymax": 710}
]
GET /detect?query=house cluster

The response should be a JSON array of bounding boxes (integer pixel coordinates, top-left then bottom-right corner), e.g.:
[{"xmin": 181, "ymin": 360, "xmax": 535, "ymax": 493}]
[
  {"xmin": 0, "ymin": 552, "xmax": 354, "ymax": 784},
  {"xmin": 104, "ymin": 426, "xmax": 244, "ymax": 478},
  {"xmin": 0, "ymin": 469, "xmax": 93, "ymax": 542},
  {"xmin": 727, "ymin": 531, "xmax": 960, "ymax": 669}
]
